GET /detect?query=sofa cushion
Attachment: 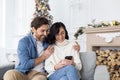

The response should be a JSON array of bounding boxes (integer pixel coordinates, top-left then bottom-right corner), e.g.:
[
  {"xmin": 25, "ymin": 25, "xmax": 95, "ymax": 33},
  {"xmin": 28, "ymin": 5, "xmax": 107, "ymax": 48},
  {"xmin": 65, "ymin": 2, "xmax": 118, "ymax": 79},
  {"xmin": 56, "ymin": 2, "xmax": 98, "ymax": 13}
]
[
  {"xmin": 80, "ymin": 52, "xmax": 96, "ymax": 80},
  {"xmin": 94, "ymin": 65, "xmax": 110, "ymax": 80}
]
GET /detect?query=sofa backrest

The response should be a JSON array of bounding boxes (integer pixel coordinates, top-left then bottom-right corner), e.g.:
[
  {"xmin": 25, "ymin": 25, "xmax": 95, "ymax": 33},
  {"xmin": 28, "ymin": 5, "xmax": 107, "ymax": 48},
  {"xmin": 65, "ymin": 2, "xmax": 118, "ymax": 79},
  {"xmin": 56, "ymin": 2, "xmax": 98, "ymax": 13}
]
[{"xmin": 80, "ymin": 52, "xmax": 96, "ymax": 80}]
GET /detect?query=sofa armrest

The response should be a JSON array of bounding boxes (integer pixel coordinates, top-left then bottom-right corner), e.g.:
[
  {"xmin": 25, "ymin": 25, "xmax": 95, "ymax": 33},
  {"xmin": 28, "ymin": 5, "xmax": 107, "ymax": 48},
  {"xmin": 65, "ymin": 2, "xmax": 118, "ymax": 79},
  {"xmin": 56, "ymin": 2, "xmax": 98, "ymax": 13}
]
[
  {"xmin": 80, "ymin": 52, "xmax": 96, "ymax": 80},
  {"xmin": 94, "ymin": 65, "xmax": 110, "ymax": 80},
  {"xmin": 0, "ymin": 64, "xmax": 15, "ymax": 80}
]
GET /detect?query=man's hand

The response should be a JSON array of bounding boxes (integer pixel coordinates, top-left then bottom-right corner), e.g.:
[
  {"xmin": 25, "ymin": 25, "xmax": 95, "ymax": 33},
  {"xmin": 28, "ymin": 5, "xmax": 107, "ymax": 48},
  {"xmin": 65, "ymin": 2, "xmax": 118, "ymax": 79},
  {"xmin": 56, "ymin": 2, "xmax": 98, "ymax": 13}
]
[
  {"xmin": 43, "ymin": 46, "xmax": 54, "ymax": 59},
  {"xmin": 73, "ymin": 41, "xmax": 80, "ymax": 52},
  {"xmin": 34, "ymin": 46, "xmax": 54, "ymax": 66}
]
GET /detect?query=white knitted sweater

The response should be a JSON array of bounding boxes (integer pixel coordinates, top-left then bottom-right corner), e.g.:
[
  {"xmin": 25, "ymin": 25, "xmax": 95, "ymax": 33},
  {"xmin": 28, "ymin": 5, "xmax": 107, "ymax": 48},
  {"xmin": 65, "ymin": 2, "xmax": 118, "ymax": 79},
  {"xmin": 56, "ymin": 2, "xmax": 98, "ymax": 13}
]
[{"xmin": 45, "ymin": 40, "xmax": 82, "ymax": 77}]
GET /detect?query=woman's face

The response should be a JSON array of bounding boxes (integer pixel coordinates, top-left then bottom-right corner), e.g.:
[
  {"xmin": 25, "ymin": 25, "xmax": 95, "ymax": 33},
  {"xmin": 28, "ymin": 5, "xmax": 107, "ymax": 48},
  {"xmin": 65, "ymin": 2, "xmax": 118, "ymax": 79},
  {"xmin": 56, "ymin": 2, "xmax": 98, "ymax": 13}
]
[{"xmin": 55, "ymin": 27, "xmax": 66, "ymax": 43}]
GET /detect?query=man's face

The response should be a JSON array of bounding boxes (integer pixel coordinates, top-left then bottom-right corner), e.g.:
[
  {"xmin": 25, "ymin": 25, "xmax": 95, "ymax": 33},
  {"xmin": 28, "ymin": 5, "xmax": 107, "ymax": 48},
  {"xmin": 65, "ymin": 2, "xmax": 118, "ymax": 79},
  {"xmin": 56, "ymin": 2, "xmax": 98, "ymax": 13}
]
[{"xmin": 32, "ymin": 24, "xmax": 48, "ymax": 41}]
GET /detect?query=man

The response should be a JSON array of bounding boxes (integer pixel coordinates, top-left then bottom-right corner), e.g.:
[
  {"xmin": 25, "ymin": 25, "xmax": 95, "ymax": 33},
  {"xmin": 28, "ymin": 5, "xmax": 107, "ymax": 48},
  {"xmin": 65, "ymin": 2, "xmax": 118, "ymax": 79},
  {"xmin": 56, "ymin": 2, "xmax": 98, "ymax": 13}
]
[
  {"xmin": 4, "ymin": 17, "xmax": 54, "ymax": 80},
  {"xmin": 3, "ymin": 17, "xmax": 80, "ymax": 80}
]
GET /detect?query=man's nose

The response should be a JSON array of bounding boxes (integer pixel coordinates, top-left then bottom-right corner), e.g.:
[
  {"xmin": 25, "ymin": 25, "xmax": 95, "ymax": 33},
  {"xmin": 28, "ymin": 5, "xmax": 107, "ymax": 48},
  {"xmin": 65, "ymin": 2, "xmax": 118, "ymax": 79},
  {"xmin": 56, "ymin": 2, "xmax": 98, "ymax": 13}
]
[{"xmin": 44, "ymin": 31, "xmax": 47, "ymax": 36}]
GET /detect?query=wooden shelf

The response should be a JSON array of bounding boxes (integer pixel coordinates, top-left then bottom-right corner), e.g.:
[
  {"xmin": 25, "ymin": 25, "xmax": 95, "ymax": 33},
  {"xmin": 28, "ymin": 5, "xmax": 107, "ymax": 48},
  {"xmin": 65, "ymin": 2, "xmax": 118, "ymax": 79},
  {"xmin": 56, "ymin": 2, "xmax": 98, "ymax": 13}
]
[{"xmin": 83, "ymin": 26, "xmax": 120, "ymax": 34}]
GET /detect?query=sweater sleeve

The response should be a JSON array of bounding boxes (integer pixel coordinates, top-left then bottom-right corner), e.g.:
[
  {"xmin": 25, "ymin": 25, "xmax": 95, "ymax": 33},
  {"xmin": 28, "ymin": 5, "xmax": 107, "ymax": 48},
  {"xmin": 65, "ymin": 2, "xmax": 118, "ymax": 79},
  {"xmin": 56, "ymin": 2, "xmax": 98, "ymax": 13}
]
[
  {"xmin": 73, "ymin": 51, "xmax": 82, "ymax": 71},
  {"xmin": 71, "ymin": 42, "xmax": 82, "ymax": 71},
  {"xmin": 45, "ymin": 55, "xmax": 55, "ymax": 74}
]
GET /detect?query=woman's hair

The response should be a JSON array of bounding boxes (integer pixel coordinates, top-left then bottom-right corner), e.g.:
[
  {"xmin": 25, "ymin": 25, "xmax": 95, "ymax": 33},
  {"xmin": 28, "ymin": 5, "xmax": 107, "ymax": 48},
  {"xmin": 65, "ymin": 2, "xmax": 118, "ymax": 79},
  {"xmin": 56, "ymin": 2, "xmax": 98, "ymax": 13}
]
[
  {"xmin": 47, "ymin": 22, "xmax": 69, "ymax": 45},
  {"xmin": 31, "ymin": 16, "xmax": 49, "ymax": 30}
]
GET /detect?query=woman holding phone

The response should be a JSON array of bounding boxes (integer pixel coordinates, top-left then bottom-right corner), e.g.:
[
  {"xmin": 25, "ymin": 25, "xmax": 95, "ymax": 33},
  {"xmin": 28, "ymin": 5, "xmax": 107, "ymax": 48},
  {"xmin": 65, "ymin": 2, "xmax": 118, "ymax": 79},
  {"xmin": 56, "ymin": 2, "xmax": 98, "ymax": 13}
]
[{"xmin": 45, "ymin": 22, "xmax": 82, "ymax": 80}]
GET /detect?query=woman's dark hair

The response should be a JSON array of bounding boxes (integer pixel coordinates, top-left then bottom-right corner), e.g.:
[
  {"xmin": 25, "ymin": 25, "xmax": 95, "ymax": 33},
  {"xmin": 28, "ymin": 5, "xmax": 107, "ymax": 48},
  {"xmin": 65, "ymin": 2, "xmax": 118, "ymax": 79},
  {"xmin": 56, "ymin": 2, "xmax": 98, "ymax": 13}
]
[
  {"xmin": 47, "ymin": 22, "xmax": 69, "ymax": 45},
  {"xmin": 31, "ymin": 16, "xmax": 49, "ymax": 30}
]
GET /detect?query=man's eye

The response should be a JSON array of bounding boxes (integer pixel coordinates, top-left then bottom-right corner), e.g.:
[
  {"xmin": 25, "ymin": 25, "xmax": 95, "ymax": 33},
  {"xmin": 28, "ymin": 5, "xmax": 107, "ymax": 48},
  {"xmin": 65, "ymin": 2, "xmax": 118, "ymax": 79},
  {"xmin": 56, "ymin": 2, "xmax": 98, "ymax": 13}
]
[{"xmin": 41, "ymin": 30, "xmax": 44, "ymax": 32}]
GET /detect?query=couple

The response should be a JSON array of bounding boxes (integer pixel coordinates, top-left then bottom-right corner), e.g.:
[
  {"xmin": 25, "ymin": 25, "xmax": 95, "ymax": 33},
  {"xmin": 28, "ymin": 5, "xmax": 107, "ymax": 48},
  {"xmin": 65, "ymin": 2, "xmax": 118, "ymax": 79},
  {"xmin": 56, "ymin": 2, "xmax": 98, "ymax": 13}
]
[{"xmin": 4, "ymin": 17, "xmax": 82, "ymax": 80}]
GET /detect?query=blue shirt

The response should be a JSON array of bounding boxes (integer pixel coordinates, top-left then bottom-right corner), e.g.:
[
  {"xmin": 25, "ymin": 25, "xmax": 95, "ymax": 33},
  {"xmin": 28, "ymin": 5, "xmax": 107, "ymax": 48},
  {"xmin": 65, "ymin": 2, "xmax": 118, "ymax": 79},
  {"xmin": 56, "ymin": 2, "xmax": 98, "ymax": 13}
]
[{"xmin": 16, "ymin": 33, "xmax": 47, "ymax": 74}]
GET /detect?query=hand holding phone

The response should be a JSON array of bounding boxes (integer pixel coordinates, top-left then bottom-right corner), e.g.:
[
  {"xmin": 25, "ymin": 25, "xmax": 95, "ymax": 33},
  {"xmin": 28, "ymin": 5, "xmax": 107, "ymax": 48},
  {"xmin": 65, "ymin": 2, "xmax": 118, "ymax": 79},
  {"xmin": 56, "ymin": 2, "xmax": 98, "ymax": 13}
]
[{"xmin": 65, "ymin": 56, "xmax": 73, "ymax": 60}]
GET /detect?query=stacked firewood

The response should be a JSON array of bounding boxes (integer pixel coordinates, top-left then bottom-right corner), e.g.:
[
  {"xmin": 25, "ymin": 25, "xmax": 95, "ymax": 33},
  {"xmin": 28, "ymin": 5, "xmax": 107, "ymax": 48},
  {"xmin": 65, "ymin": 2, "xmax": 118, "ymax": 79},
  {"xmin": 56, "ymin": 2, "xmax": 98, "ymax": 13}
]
[{"xmin": 96, "ymin": 49, "xmax": 120, "ymax": 80}]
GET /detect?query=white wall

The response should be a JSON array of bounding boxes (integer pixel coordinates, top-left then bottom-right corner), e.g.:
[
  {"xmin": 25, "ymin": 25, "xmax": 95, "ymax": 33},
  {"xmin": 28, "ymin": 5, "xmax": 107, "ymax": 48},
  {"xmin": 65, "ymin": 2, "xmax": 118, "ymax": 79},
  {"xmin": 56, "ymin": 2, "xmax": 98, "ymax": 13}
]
[
  {"xmin": 5, "ymin": 0, "xmax": 35, "ymax": 50},
  {"xmin": 0, "ymin": 0, "xmax": 35, "ymax": 65},
  {"xmin": 0, "ymin": 0, "xmax": 5, "ymax": 48},
  {"xmin": 50, "ymin": 0, "xmax": 120, "ymax": 28},
  {"xmin": 90, "ymin": 0, "xmax": 120, "ymax": 21}
]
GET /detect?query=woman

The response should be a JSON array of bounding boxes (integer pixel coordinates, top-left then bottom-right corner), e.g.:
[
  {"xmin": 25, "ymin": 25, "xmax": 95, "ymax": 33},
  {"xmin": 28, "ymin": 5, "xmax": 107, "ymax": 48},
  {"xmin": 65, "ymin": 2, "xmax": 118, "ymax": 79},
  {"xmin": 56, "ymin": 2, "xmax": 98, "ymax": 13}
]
[{"xmin": 45, "ymin": 22, "xmax": 82, "ymax": 80}]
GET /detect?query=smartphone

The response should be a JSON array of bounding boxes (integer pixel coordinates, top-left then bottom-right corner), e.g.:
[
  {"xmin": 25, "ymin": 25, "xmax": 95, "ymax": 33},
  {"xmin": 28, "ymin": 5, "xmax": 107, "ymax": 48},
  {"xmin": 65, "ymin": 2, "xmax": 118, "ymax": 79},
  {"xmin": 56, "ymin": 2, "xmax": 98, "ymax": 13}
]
[{"xmin": 65, "ymin": 56, "xmax": 72, "ymax": 60}]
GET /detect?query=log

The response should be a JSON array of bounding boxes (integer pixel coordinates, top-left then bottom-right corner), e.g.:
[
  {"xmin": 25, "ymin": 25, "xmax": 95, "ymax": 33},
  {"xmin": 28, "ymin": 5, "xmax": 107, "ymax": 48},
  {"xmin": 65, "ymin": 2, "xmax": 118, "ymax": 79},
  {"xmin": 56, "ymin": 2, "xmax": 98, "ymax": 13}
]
[{"xmin": 95, "ymin": 49, "xmax": 120, "ymax": 80}]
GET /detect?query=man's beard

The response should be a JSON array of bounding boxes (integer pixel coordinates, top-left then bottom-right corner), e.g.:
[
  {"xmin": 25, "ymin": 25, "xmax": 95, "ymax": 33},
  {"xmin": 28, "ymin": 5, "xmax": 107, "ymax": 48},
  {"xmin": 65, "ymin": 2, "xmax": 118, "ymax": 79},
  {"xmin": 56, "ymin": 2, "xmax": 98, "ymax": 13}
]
[{"xmin": 38, "ymin": 36, "xmax": 47, "ymax": 42}]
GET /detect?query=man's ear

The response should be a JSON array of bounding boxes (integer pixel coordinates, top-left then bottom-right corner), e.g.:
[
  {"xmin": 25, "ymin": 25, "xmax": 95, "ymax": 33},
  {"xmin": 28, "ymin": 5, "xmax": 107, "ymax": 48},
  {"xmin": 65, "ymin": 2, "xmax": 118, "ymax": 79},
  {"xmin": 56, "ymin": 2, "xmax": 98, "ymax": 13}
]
[{"xmin": 31, "ymin": 27, "xmax": 36, "ymax": 33}]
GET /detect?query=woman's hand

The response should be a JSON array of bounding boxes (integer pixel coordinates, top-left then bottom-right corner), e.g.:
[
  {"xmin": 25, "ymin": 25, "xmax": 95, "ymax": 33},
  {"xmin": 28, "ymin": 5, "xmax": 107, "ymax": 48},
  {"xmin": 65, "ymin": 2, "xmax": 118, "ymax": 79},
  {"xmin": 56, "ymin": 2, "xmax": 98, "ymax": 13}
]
[
  {"xmin": 64, "ymin": 57, "xmax": 75, "ymax": 66},
  {"xmin": 73, "ymin": 41, "xmax": 80, "ymax": 52},
  {"xmin": 54, "ymin": 60, "xmax": 66, "ymax": 70},
  {"xmin": 54, "ymin": 59, "xmax": 75, "ymax": 70}
]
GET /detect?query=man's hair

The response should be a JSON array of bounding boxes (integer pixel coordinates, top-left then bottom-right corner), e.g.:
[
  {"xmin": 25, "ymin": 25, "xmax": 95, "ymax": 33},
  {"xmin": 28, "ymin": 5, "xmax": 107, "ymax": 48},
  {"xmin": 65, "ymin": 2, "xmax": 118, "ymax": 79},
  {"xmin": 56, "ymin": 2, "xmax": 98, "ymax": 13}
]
[{"xmin": 31, "ymin": 16, "xmax": 49, "ymax": 30}]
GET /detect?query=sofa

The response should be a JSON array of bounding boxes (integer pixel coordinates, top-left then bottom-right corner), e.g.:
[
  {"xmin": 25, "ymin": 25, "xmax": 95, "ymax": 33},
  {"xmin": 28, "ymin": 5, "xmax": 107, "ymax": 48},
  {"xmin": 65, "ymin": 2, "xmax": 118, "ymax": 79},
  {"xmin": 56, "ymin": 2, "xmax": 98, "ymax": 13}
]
[
  {"xmin": 79, "ymin": 52, "xmax": 110, "ymax": 80},
  {"xmin": 0, "ymin": 52, "xmax": 110, "ymax": 80},
  {"xmin": 0, "ymin": 64, "xmax": 15, "ymax": 80}
]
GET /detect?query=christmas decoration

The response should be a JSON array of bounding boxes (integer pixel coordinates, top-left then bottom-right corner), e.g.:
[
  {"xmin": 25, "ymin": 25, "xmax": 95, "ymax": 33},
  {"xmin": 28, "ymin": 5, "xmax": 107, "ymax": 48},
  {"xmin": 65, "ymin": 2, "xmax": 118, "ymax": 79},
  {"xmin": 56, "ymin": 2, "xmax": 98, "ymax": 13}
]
[
  {"xmin": 34, "ymin": 0, "xmax": 53, "ymax": 26},
  {"xmin": 74, "ymin": 20, "xmax": 120, "ymax": 39},
  {"xmin": 74, "ymin": 27, "xmax": 85, "ymax": 39},
  {"xmin": 88, "ymin": 19, "xmax": 120, "ymax": 28}
]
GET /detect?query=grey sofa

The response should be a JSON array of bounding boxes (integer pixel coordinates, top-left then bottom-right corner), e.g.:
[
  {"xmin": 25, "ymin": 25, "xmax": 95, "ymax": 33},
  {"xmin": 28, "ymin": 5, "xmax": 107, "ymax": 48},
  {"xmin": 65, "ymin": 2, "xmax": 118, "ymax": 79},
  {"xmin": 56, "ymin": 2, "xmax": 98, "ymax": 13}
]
[
  {"xmin": 0, "ymin": 64, "xmax": 15, "ymax": 80},
  {"xmin": 80, "ymin": 52, "xmax": 110, "ymax": 80},
  {"xmin": 0, "ymin": 52, "xmax": 110, "ymax": 80}
]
